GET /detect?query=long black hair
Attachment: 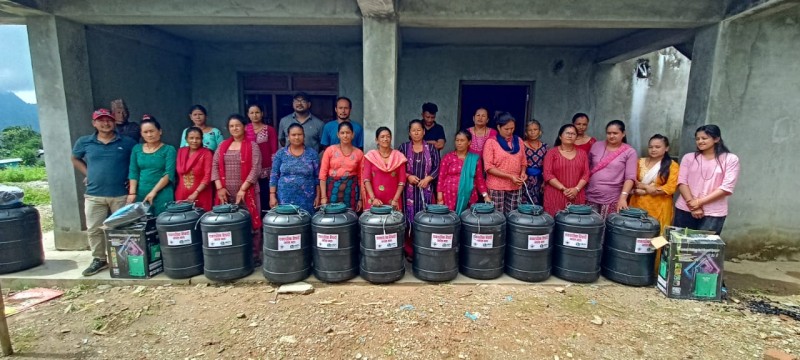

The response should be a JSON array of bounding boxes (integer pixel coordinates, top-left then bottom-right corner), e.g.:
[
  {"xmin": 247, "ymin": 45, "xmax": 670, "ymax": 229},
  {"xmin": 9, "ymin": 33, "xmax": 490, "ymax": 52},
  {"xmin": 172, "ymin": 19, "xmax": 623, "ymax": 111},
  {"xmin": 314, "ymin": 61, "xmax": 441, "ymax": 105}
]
[
  {"xmin": 694, "ymin": 124, "xmax": 731, "ymax": 165},
  {"xmin": 554, "ymin": 124, "xmax": 577, "ymax": 147},
  {"xmin": 649, "ymin": 134, "xmax": 672, "ymax": 183},
  {"xmin": 606, "ymin": 120, "xmax": 627, "ymax": 143}
]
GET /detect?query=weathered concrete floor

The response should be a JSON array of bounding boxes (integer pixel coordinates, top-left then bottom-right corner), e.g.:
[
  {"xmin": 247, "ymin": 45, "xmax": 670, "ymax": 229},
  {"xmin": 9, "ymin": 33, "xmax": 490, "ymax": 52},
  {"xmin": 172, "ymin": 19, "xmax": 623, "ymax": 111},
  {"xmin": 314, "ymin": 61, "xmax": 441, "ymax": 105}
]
[
  {"xmin": 4, "ymin": 232, "xmax": 800, "ymax": 294},
  {"xmin": 0, "ymin": 232, "xmax": 613, "ymax": 289}
]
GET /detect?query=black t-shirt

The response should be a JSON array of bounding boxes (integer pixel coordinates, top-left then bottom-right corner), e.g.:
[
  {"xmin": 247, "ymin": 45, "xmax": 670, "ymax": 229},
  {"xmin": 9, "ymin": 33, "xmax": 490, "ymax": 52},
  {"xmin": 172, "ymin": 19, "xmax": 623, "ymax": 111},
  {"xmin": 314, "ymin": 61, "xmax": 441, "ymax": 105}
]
[{"xmin": 423, "ymin": 122, "xmax": 446, "ymax": 143}]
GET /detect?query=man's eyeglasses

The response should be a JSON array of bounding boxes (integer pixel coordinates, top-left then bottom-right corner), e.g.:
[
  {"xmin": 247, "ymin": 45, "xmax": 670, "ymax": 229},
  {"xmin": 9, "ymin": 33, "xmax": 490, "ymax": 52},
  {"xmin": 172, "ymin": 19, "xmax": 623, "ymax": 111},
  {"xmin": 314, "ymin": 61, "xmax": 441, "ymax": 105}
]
[{"xmin": 293, "ymin": 99, "xmax": 309, "ymax": 104}]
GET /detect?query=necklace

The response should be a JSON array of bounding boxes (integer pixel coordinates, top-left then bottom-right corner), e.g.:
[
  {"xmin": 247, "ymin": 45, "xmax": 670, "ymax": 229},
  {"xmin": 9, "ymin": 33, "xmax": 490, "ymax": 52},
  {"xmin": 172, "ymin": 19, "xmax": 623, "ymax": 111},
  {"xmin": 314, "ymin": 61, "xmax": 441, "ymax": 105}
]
[
  {"xmin": 645, "ymin": 157, "xmax": 660, "ymax": 169},
  {"xmin": 379, "ymin": 149, "xmax": 391, "ymax": 159},
  {"xmin": 339, "ymin": 145, "xmax": 353, "ymax": 157},
  {"xmin": 559, "ymin": 146, "xmax": 575, "ymax": 152},
  {"xmin": 474, "ymin": 126, "xmax": 487, "ymax": 137},
  {"xmin": 144, "ymin": 142, "xmax": 163, "ymax": 152},
  {"xmin": 699, "ymin": 156, "xmax": 718, "ymax": 180},
  {"xmin": 288, "ymin": 146, "xmax": 304, "ymax": 157},
  {"xmin": 526, "ymin": 139, "xmax": 541, "ymax": 150}
]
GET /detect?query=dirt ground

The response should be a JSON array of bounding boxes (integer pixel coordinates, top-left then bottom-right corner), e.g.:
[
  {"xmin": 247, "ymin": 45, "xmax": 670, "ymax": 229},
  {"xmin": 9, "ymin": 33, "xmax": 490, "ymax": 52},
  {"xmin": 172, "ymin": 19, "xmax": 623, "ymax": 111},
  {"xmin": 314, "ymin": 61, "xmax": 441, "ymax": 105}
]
[{"xmin": 3, "ymin": 281, "xmax": 800, "ymax": 360}]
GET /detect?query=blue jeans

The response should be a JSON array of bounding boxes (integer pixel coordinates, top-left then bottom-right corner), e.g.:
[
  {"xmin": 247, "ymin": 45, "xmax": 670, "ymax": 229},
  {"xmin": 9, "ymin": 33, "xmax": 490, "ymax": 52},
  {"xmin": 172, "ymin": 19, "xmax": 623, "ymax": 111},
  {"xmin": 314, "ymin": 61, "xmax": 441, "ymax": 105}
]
[{"xmin": 672, "ymin": 208, "xmax": 726, "ymax": 235}]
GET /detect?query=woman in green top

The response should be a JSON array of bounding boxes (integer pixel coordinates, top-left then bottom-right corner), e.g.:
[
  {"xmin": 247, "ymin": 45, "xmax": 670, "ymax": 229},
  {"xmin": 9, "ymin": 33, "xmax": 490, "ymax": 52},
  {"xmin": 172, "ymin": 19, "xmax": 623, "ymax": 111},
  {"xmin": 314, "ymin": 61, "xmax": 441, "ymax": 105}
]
[
  {"xmin": 180, "ymin": 104, "xmax": 224, "ymax": 151},
  {"xmin": 128, "ymin": 116, "xmax": 177, "ymax": 215}
]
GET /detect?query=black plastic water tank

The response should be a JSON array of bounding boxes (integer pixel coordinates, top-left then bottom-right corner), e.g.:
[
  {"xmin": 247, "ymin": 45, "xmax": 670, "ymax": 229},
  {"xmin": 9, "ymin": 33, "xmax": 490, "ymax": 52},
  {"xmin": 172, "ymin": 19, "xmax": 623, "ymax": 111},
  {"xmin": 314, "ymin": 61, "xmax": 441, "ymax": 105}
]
[
  {"xmin": 262, "ymin": 205, "xmax": 312, "ymax": 283},
  {"xmin": 200, "ymin": 204, "xmax": 253, "ymax": 281},
  {"xmin": 156, "ymin": 202, "xmax": 205, "ymax": 279},
  {"xmin": 413, "ymin": 204, "xmax": 461, "ymax": 282},
  {"xmin": 552, "ymin": 205, "xmax": 604, "ymax": 283},
  {"xmin": 602, "ymin": 208, "xmax": 661, "ymax": 286},
  {"xmin": 459, "ymin": 203, "xmax": 506, "ymax": 280},
  {"xmin": 359, "ymin": 205, "xmax": 406, "ymax": 284},
  {"xmin": 505, "ymin": 204, "xmax": 555, "ymax": 282},
  {"xmin": 311, "ymin": 203, "xmax": 359, "ymax": 283},
  {"xmin": 0, "ymin": 203, "xmax": 43, "ymax": 274}
]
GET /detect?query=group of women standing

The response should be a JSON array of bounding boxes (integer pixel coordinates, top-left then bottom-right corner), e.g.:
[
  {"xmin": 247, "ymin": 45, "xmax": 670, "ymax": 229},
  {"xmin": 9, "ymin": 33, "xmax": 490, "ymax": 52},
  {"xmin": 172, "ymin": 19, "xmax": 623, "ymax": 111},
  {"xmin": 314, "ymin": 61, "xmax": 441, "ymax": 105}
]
[
  {"xmin": 126, "ymin": 104, "xmax": 740, "ymax": 266},
  {"xmin": 127, "ymin": 105, "xmax": 277, "ymax": 263}
]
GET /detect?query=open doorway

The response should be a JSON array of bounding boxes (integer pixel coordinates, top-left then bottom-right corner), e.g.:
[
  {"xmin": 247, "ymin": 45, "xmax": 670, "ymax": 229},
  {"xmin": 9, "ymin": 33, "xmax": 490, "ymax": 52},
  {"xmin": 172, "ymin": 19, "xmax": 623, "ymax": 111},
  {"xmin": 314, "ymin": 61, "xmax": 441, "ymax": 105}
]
[{"xmin": 458, "ymin": 81, "xmax": 534, "ymax": 135}]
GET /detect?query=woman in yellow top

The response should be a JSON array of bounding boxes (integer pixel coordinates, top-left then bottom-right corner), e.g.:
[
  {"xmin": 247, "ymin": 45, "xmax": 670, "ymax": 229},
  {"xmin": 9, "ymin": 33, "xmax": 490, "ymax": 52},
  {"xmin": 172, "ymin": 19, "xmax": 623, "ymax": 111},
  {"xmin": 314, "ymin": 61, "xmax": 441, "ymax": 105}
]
[{"xmin": 630, "ymin": 134, "xmax": 679, "ymax": 235}]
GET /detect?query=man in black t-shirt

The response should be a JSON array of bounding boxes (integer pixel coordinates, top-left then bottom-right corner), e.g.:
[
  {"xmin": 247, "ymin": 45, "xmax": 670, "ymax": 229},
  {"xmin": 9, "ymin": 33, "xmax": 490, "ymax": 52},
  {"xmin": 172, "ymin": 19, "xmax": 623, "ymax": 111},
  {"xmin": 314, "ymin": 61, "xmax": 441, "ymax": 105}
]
[{"xmin": 421, "ymin": 102, "xmax": 446, "ymax": 151}]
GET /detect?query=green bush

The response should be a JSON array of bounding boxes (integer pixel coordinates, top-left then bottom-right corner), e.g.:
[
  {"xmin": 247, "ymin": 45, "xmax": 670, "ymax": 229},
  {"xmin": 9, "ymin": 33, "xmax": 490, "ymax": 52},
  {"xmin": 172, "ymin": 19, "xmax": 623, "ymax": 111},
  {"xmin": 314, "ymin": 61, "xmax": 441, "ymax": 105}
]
[
  {"xmin": 0, "ymin": 126, "xmax": 43, "ymax": 166},
  {"xmin": 0, "ymin": 166, "xmax": 47, "ymax": 183},
  {"xmin": 19, "ymin": 184, "xmax": 50, "ymax": 206}
]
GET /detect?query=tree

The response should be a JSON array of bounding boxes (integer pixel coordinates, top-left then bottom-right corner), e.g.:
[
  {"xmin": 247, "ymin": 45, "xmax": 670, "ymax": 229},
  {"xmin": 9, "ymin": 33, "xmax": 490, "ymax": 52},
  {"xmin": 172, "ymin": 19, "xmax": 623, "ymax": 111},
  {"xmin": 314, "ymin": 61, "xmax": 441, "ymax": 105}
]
[{"xmin": 0, "ymin": 126, "xmax": 43, "ymax": 166}]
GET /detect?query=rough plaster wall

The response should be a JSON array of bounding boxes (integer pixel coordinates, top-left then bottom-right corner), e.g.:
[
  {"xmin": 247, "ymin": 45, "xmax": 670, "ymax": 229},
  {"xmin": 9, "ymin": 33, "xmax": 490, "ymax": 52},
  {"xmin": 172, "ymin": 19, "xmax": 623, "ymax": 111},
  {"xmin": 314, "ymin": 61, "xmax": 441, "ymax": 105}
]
[
  {"xmin": 86, "ymin": 28, "xmax": 192, "ymax": 146},
  {"xmin": 592, "ymin": 47, "xmax": 691, "ymax": 157},
  {"xmin": 707, "ymin": 7, "xmax": 800, "ymax": 257},
  {"xmin": 191, "ymin": 42, "xmax": 363, "ymax": 132},
  {"xmin": 396, "ymin": 45, "xmax": 596, "ymax": 152}
]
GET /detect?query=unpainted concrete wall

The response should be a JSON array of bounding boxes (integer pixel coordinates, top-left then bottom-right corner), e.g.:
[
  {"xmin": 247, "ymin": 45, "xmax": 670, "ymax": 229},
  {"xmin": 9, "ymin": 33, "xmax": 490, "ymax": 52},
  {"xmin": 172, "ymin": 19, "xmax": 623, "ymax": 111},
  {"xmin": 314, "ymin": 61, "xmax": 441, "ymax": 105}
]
[
  {"xmin": 593, "ymin": 47, "xmax": 691, "ymax": 157},
  {"xmin": 191, "ymin": 42, "xmax": 363, "ymax": 133},
  {"xmin": 396, "ymin": 45, "xmax": 597, "ymax": 152},
  {"xmin": 86, "ymin": 27, "xmax": 192, "ymax": 146},
  {"xmin": 706, "ymin": 7, "xmax": 800, "ymax": 258}
]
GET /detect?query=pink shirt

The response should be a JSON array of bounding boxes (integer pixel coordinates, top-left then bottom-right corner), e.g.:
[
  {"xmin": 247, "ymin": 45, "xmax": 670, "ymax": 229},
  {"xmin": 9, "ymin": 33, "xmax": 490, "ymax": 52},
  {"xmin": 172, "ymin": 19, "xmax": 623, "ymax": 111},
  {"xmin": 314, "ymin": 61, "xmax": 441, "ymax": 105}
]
[
  {"xmin": 675, "ymin": 153, "xmax": 740, "ymax": 217},
  {"xmin": 468, "ymin": 127, "xmax": 498, "ymax": 155},
  {"xmin": 586, "ymin": 141, "xmax": 638, "ymax": 204},
  {"xmin": 483, "ymin": 137, "xmax": 526, "ymax": 191}
]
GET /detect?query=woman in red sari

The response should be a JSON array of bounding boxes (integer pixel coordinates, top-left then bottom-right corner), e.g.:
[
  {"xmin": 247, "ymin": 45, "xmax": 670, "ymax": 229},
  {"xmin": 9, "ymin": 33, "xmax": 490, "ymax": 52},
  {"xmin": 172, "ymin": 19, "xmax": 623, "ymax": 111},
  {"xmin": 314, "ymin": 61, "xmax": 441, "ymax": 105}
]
[
  {"xmin": 175, "ymin": 127, "xmax": 213, "ymax": 211},
  {"xmin": 212, "ymin": 114, "xmax": 263, "ymax": 264},
  {"xmin": 245, "ymin": 104, "xmax": 278, "ymax": 215}
]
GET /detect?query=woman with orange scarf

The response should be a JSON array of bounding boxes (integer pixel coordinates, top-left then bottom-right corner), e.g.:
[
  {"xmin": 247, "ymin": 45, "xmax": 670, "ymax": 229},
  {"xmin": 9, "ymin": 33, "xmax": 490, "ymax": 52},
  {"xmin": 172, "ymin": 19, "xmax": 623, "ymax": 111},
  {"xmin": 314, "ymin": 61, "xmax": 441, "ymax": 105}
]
[
  {"xmin": 212, "ymin": 114, "xmax": 263, "ymax": 262},
  {"xmin": 175, "ymin": 127, "xmax": 214, "ymax": 211}
]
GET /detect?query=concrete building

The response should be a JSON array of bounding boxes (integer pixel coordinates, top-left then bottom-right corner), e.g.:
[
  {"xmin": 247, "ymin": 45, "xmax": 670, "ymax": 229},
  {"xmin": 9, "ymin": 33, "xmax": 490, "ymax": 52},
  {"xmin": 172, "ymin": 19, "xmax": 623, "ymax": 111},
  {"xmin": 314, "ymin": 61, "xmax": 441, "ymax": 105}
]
[{"xmin": 0, "ymin": 0, "xmax": 798, "ymax": 258}]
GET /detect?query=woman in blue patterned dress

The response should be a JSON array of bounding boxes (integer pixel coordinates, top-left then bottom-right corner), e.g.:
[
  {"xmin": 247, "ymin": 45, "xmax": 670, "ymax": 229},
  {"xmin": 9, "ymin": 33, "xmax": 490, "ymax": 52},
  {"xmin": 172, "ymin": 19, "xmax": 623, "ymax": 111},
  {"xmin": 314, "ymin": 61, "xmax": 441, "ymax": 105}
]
[
  {"xmin": 269, "ymin": 123, "xmax": 320, "ymax": 213},
  {"xmin": 522, "ymin": 119, "xmax": 548, "ymax": 205}
]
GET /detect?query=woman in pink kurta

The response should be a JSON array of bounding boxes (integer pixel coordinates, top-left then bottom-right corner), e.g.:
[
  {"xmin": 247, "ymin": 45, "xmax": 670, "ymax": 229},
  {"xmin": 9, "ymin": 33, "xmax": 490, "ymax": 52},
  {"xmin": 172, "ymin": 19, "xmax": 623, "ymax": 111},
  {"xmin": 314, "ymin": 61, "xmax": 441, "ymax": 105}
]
[
  {"xmin": 362, "ymin": 127, "xmax": 407, "ymax": 211},
  {"xmin": 674, "ymin": 125, "xmax": 740, "ymax": 235},
  {"xmin": 483, "ymin": 112, "xmax": 527, "ymax": 214},
  {"xmin": 319, "ymin": 122, "xmax": 364, "ymax": 211},
  {"xmin": 586, "ymin": 120, "xmax": 638, "ymax": 220},
  {"xmin": 245, "ymin": 104, "xmax": 278, "ymax": 214},
  {"xmin": 543, "ymin": 124, "xmax": 590, "ymax": 216},
  {"xmin": 437, "ymin": 130, "xmax": 491, "ymax": 213},
  {"xmin": 467, "ymin": 107, "xmax": 498, "ymax": 155}
]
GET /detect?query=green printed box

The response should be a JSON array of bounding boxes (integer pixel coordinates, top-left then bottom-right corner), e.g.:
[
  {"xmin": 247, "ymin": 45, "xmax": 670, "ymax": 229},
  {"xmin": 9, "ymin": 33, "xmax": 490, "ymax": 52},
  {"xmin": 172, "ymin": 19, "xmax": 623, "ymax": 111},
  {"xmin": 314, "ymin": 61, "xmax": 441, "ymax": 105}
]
[{"xmin": 105, "ymin": 217, "xmax": 163, "ymax": 279}]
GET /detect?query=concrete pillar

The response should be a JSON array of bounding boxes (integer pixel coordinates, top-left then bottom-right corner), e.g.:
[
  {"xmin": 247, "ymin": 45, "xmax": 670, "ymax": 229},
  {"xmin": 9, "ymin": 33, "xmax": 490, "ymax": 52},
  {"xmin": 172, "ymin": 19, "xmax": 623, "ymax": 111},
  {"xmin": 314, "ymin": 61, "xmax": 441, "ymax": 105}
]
[
  {"xmin": 361, "ymin": 17, "xmax": 399, "ymax": 148},
  {"xmin": 27, "ymin": 16, "xmax": 95, "ymax": 250},
  {"xmin": 680, "ymin": 23, "xmax": 723, "ymax": 155}
]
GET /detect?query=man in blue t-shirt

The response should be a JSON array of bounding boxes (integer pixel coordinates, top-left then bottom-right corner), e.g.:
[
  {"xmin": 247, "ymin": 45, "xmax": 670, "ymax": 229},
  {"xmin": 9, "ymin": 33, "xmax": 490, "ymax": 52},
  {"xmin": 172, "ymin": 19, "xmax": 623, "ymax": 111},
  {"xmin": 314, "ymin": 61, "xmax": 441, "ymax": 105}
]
[
  {"xmin": 71, "ymin": 108, "xmax": 137, "ymax": 276},
  {"xmin": 421, "ymin": 102, "xmax": 446, "ymax": 151},
  {"xmin": 320, "ymin": 97, "xmax": 364, "ymax": 151}
]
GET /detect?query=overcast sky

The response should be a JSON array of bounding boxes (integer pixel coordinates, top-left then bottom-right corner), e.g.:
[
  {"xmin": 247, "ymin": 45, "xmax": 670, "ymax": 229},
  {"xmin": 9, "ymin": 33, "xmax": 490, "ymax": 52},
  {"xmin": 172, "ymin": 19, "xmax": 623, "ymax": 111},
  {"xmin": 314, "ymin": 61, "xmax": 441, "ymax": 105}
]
[{"xmin": 0, "ymin": 25, "xmax": 36, "ymax": 104}]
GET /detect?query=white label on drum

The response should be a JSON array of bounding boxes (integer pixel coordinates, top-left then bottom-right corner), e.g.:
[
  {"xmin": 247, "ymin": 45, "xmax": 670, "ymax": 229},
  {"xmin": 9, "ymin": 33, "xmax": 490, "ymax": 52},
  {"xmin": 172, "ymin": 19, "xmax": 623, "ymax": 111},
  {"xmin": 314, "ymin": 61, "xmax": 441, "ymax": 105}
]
[
  {"xmin": 635, "ymin": 238, "xmax": 655, "ymax": 253},
  {"xmin": 316, "ymin": 233, "xmax": 339, "ymax": 249},
  {"xmin": 563, "ymin": 231, "xmax": 589, "ymax": 249},
  {"xmin": 166, "ymin": 230, "xmax": 192, "ymax": 246},
  {"xmin": 431, "ymin": 233, "xmax": 453, "ymax": 249},
  {"xmin": 375, "ymin": 233, "xmax": 398, "ymax": 250},
  {"xmin": 527, "ymin": 234, "xmax": 550, "ymax": 250},
  {"xmin": 278, "ymin": 234, "xmax": 302, "ymax": 251},
  {"xmin": 207, "ymin": 231, "xmax": 232, "ymax": 248},
  {"xmin": 471, "ymin": 233, "xmax": 493, "ymax": 248}
]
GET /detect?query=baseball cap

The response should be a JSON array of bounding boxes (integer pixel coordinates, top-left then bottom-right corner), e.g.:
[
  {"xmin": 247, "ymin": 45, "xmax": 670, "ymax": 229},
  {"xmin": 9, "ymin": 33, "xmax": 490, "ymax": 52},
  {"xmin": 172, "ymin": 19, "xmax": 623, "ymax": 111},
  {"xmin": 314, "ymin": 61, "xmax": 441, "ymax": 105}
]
[{"xmin": 92, "ymin": 108, "xmax": 114, "ymax": 121}]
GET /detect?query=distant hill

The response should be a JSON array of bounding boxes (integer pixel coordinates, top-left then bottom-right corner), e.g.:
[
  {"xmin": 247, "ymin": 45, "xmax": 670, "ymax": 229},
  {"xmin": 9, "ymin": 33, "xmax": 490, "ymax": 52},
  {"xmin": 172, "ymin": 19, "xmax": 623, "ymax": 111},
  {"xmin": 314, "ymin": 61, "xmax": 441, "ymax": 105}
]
[{"xmin": 0, "ymin": 92, "xmax": 39, "ymax": 131}]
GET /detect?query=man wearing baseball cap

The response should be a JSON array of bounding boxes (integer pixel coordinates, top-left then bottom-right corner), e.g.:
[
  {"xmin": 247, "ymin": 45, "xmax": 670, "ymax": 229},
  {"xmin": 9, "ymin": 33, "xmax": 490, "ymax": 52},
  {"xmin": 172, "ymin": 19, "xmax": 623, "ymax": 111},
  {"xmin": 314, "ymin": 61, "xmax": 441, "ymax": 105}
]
[{"xmin": 71, "ymin": 108, "xmax": 138, "ymax": 276}]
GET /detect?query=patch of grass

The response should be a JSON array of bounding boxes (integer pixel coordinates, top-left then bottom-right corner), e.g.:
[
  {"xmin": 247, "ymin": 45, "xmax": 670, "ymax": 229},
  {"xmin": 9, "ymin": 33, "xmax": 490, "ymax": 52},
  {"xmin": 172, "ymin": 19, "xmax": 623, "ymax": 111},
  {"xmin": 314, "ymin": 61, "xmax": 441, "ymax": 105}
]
[
  {"xmin": 12, "ymin": 326, "xmax": 39, "ymax": 353},
  {"xmin": 12, "ymin": 183, "xmax": 51, "ymax": 206},
  {"xmin": 0, "ymin": 166, "xmax": 47, "ymax": 182}
]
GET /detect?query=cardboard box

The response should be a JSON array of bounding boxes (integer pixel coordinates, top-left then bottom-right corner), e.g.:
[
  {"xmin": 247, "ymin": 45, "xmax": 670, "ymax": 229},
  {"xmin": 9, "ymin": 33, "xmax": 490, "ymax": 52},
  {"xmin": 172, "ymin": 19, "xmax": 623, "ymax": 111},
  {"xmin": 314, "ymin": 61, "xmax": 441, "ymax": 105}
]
[
  {"xmin": 654, "ymin": 227, "xmax": 724, "ymax": 301},
  {"xmin": 105, "ymin": 217, "xmax": 163, "ymax": 279}
]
